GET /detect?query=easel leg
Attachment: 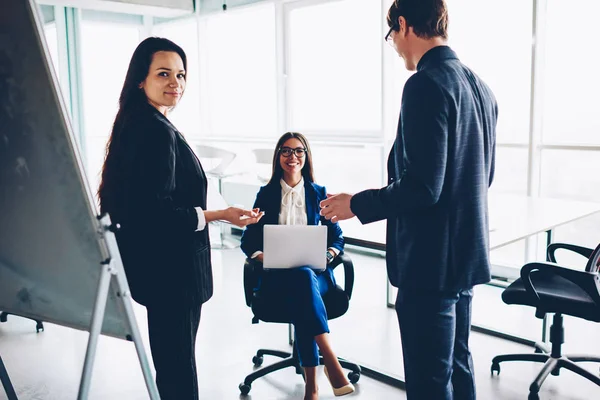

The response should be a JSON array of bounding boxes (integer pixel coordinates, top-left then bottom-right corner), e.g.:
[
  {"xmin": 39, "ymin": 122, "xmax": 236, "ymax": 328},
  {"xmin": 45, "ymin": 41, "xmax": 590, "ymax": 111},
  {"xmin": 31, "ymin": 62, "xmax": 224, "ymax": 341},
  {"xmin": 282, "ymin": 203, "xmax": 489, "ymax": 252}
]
[
  {"xmin": 77, "ymin": 262, "xmax": 112, "ymax": 400},
  {"xmin": 95, "ymin": 215, "xmax": 160, "ymax": 399},
  {"xmin": 0, "ymin": 355, "xmax": 19, "ymax": 400}
]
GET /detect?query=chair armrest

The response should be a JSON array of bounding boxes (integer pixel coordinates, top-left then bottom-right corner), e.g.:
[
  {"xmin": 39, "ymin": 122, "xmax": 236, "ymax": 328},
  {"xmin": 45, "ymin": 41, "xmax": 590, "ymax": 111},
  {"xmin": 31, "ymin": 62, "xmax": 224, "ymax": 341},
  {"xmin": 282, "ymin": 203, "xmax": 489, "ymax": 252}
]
[
  {"xmin": 520, "ymin": 262, "xmax": 600, "ymax": 306},
  {"xmin": 547, "ymin": 243, "xmax": 593, "ymax": 263},
  {"xmin": 586, "ymin": 244, "xmax": 600, "ymax": 273},
  {"xmin": 243, "ymin": 258, "xmax": 263, "ymax": 307},
  {"xmin": 329, "ymin": 252, "xmax": 355, "ymax": 300}
]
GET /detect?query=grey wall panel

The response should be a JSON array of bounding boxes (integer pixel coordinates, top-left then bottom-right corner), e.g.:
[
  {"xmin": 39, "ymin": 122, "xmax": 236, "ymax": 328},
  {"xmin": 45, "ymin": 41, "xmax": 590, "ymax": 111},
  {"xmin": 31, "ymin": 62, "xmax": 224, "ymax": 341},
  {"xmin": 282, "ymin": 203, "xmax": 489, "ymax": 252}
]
[{"xmin": 0, "ymin": 0, "xmax": 131, "ymax": 339}]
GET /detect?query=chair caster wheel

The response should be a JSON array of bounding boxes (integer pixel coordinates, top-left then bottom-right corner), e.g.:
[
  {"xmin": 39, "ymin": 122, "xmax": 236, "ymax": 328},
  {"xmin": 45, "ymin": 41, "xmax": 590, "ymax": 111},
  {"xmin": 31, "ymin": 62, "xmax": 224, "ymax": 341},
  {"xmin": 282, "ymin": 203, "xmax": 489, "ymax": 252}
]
[
  {"xmin": 252, "ymin": 355, "xmax": 263, "ymax": 366},
  {"xmin": 348, "ymin": 371, "xmax": 360, "ymax": 383},
  {"xmin": 239, "ymin": 383, "xmax": 251, "ymax": 395},
  {"xmin": 528, "ymin": 392, "xmax": 539, "ymax": 400},
  {"xmin": 491, "ymin": 363, "xmax": 500, "ymax": 376},
  {"xmin": 36, "ymin": 322, "xmax": 44, "ymax": 333},
  {"xmin": 0, "ymin": 313, "xmax": 7, "ymax": 323}
]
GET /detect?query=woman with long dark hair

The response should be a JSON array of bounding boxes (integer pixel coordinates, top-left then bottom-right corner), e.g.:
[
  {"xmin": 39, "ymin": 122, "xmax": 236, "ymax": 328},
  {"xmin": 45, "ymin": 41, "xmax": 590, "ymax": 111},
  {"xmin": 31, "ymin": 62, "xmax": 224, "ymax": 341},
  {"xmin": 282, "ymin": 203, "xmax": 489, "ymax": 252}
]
[
  {"xmin": 98, "ymin": 37, "xmax": 263, "ymax": 399},
  {"xmin": 240, "ymin": 132, "xmax": 355, "ymax": 400}
]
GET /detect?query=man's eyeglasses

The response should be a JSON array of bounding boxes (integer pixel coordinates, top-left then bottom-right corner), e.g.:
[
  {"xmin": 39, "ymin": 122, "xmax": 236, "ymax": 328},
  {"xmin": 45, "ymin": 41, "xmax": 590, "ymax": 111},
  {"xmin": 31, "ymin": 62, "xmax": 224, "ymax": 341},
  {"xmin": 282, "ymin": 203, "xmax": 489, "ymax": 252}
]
[
  {"xmin": 385, "ymin": 23, "xmax": 399, "ymax": 45},
  {"xmin": 279, "ymin": 147, "xmax": 306, "ymax": 158}
]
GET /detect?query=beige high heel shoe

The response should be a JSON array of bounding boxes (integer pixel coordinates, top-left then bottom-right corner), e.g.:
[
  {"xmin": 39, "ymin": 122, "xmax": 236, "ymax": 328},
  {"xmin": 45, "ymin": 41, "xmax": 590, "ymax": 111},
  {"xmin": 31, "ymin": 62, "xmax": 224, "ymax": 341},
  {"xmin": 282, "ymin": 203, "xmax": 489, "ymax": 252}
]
[{"xmin": 324, "ymin": 366, "xmax": 355, "ymax": 397}]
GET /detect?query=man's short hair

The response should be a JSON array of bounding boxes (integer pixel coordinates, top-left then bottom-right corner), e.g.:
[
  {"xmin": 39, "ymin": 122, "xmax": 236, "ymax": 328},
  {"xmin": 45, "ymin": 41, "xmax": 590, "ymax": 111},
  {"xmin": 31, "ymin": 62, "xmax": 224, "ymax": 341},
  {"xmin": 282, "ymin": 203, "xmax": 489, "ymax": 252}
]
[{"xmin": 387, "ymin": 0, "xmax": 449, "ymax": 40}]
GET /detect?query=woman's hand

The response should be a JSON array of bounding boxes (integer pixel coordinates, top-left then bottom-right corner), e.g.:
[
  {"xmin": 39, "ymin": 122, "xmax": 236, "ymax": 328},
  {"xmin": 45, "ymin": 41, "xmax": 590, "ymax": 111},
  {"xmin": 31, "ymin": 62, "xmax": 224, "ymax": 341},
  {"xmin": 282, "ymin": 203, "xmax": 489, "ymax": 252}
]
[{"xmin": 222, "ymin": 207, "xmax": 264, "ymax": 228}]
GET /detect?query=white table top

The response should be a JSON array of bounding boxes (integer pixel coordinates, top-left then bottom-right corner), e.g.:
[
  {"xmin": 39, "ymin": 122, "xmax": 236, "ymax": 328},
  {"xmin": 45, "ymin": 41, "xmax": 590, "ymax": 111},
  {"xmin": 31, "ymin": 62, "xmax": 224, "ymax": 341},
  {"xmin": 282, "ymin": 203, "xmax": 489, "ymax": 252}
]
[
  {"xmin": 340, "ymin": 194, "xmax": 600, "ymax": 251},
  {"xmin": 488, "ymin": 195, "xmax": 600, "ymax": 250}
]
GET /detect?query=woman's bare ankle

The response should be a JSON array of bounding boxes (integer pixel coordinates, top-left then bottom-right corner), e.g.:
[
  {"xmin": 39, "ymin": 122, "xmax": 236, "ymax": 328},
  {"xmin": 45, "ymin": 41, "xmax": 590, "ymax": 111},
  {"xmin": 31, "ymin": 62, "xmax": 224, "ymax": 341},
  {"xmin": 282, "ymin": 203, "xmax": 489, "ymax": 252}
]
[
  {"xmin": 324, "ymin": 363, "xmax": 350, "ymax": 388},
  {"xmin": 304, "ymin": 384, "xmax": 318, "ymax": 400}
]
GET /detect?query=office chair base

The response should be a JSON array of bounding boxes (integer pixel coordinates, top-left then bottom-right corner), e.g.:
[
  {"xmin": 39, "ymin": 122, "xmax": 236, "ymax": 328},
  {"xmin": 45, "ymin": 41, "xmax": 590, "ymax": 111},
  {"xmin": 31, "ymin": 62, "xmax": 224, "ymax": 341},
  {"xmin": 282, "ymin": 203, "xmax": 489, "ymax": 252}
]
[
  {"xmin": 492, "ymin": 353, "xmax": 600, "ymax": 398},
  {"xmin": 533, "ymin": 341, "xmax": 550, "ymax": 354},
  {"xmin": 253, "ymin": 348, "xmax": 293, "ymax": 366},
  {"xmin": 239, "ymin": 347, "xmax": 361, "ymax": 395},
  {"xmin": 0, "ymin": 312, "xmax": 44, "ymax": 333},
  {"xmin": 492, "ymin": 313, "xmax": 600, "ymax": 398}
]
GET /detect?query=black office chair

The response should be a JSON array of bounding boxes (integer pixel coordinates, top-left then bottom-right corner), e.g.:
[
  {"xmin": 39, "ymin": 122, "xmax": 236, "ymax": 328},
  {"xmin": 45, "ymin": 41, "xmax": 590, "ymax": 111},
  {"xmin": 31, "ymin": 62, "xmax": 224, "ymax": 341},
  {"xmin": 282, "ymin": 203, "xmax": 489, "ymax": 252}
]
[
  {"xmin": 0, "ymin": 312, "xmax": 44, "ymax": 333},
  {"xmin": 491, "ymin": 242, "xmax": 600, "ymax": 400},
  {"xmin": 238, "ymin": 252, "xmax": 361, "ymax": 395}
]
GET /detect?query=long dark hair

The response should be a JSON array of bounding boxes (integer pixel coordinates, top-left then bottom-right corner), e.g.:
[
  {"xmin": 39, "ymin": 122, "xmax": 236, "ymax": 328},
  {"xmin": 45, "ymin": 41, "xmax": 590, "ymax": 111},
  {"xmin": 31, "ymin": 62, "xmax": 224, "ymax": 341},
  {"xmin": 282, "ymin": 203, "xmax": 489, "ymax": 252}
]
[
  {"xmin": 267, "ymin": 132, "xmax": 315, "ymax": 185},
  {"xmin": 97, "ymin": 37, "xmax": 187, "ymax": 214}
]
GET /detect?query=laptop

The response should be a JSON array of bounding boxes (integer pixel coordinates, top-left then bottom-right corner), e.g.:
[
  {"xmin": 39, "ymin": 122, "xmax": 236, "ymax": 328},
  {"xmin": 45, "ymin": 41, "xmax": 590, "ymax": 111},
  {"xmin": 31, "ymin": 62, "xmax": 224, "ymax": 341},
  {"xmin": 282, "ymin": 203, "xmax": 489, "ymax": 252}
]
[{"xmin": 263, "ymin": 225, "xmax": 327, "ymax": 271}]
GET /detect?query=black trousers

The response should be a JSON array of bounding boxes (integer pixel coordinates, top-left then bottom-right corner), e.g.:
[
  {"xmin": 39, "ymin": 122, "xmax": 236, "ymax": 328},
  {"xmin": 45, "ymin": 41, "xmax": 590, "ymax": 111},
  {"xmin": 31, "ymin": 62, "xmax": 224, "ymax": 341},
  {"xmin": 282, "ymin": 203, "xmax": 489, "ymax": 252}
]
[
  {"xmin": 395, "ymin": 288, "xmax": 476, "ymax": 400},
  {"xmin": 146, "ymin": 302, "xmax": 202, "ymax": 400}
]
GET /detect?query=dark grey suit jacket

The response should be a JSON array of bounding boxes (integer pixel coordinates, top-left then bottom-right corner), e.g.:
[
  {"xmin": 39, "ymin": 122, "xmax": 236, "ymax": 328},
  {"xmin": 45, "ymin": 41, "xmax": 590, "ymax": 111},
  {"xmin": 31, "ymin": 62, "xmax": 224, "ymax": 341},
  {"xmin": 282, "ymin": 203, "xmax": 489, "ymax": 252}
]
[
  {"xmin": 351, "ymin": 46, "xmax": 498, "ymax": 293},
  {"xmin": 101, "ymin": 103, "xmax": 212, "ymax": 307}
]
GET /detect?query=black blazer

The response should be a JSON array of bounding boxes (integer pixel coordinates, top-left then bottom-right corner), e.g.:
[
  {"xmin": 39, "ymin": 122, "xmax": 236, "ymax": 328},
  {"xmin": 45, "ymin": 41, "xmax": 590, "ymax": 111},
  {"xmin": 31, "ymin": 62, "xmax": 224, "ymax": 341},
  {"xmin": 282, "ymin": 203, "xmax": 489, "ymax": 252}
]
[
  {"xmin": 351, "ymin": 46, "xmax": 498, "ymax": 293},
  {"xmin": 104, "ymin": 103, "xmax": 212, "ymax": 307},
  {"xmin": 240, "ymin": 180, "xmax": 344, "ymax": 259}
]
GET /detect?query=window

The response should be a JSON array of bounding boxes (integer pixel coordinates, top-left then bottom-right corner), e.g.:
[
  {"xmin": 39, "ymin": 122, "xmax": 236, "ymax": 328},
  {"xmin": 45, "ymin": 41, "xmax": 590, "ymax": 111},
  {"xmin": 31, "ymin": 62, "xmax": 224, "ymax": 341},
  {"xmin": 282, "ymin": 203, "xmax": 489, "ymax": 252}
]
[
  {"xmin": 536, "ymin": 1, "xmax": 600, "ymax": 262},
  {"xmin": 542, "ymin": 0, "xmax": 600, "ymax": 145},
  {"xmin": 540, "ymin": 149, "xmax": 600, "ymax": 202},
  {"xmin": 489, "ymin": 147, "xmax": 528, "ymax": 195},
  {"xmin": 43, "ymin": 23, "xmax": 60, "ymax": 81},
  {"xmin": 385, "ymin": 45, "xmax": 414, "ymax": 141},
  {"xmin": 203, "ymin": 4, "xmax": 278, "ymax": 138},
  {"xmin": 489, "ymin": 149, "xmax": 528, "ymax": 272},
  {"xmin": 38, "ymin": 5, "xmax": 60, "ymax": 83},
  {"xmin": 153, "ymin": 17, "xmax": 200, "ymax": 139},
  {"xmin": 551, "ymin": 215, "xmax": 600, "ymax": 267},
  {"xmin": 310, "ymin": 144, "xmax": 383, "ymax": 194},
  {"xmin": 80, "ymin": 14, "xmax": 141, "ymax": 193},
  {"xmin": 448, "ymin": 0, "xmax": 533, "ymax": 145},
  {"xmin": 538, "ymin": 149, "xmax": 600, "ymax": 270},
  {"xmin": 286, "ymin": 0, "xmax": 382, "ymax": 134}
]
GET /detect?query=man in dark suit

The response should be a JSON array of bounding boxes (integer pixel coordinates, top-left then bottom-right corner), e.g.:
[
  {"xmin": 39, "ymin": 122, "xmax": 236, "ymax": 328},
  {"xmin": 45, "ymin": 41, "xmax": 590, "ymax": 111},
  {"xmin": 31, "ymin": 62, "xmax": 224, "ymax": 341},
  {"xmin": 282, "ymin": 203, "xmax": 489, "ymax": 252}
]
[{"xmin": 320, "ymin": 1, "xmax": 497, "ymax": 399}]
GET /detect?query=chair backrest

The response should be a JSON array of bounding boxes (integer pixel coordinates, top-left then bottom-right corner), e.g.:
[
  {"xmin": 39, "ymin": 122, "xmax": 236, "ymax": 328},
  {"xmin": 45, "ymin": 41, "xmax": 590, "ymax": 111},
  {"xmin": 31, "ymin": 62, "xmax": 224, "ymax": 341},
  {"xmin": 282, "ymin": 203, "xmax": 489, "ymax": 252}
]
[
  {"xmin": 585, "ymin": 243, "xmax": 600, "ymax": 272},
  {"xmin": 252, "ymin": 148, "xmax": 274, "ymax": 184},
  {"xmin": 195, "ymin": 145, "xmax": 236, "ymax": 177}
]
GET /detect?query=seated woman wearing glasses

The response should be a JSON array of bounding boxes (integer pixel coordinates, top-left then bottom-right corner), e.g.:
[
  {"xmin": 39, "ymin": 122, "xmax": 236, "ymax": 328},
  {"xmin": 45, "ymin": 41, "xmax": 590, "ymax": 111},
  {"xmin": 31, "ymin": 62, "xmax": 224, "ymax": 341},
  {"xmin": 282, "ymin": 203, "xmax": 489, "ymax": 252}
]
[{"xmin": 241, "ymin": 132, "xmax": 355, "ymax": 400}]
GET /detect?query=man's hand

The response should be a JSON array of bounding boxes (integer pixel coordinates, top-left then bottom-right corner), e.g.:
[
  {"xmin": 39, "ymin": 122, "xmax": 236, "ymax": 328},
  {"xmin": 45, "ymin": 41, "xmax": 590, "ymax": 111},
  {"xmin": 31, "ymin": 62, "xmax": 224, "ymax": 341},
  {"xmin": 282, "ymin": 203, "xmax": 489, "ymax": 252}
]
[
  {"xmin": 223, "ymin": 207, "xmax": 264, "ymax": 227},
  {"xmin": 319, "ymin": 193, "xmax": 355, "ymax": 223}
]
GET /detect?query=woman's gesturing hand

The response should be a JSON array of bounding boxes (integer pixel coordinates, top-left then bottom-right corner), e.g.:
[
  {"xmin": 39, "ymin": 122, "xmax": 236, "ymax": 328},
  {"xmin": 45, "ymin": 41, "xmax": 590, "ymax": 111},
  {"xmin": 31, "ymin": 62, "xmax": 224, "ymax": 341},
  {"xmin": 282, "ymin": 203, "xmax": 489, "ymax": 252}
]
[{"xmin": 222, "ymin": 207, "xmax": 264, "ymax": 227}]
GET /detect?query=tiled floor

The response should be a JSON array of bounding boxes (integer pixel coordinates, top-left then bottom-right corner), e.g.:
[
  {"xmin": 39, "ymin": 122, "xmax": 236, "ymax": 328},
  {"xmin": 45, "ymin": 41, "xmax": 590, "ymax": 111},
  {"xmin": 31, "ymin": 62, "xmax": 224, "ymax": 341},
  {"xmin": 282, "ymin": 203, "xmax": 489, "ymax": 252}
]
[{"xmin": 1, "ymin": 248, "xmax": 600, "ymax": 399}]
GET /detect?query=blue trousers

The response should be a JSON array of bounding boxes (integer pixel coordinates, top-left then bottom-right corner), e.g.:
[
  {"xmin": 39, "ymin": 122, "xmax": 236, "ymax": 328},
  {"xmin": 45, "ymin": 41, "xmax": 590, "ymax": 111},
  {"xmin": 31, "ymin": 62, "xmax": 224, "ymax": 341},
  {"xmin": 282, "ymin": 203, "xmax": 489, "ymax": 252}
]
[
  {"xmin": 258, "ymin": 266, "xmax": 334, "ymax": 367},
  {"xmin": 395, "ymin": 288, "xmax": 476, "ymax": 400}
]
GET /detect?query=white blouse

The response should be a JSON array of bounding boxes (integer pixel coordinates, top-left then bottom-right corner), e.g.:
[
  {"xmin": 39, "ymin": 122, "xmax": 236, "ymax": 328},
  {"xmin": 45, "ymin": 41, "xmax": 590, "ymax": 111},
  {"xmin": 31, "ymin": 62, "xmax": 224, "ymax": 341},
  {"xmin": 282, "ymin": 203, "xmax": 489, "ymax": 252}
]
[{"xmin": 279, "ymin": 178, "xmax": 307, "ymax": 226}]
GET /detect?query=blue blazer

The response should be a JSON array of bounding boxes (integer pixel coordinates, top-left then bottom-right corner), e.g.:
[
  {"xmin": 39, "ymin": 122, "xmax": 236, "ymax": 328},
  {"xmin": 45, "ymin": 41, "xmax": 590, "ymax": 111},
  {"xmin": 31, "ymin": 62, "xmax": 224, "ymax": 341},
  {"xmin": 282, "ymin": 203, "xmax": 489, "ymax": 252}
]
[
  {"xmin": 241, "ymin": 180, "xmax": 344, "ymax": 258},
  {"xmin": 351, "ymin": 46, "xmax": 498, "ymax": 293}
]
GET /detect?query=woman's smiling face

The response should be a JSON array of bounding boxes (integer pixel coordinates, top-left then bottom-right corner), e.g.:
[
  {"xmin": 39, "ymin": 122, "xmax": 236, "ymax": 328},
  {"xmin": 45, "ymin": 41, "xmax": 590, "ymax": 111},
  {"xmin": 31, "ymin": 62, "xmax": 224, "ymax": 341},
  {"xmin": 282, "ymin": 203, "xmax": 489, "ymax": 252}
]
[{"xmin": 279, "ymin": 137, "xmax": 306, "ymax": 178}]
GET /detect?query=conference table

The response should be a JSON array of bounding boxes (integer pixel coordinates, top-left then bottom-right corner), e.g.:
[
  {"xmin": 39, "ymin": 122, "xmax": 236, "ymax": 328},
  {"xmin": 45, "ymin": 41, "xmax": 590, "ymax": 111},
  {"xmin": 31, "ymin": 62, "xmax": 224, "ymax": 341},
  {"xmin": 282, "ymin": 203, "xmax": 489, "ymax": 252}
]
[{"xmin": 339, "ymin": 194, "xmax": 600, "ymax": 389}]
